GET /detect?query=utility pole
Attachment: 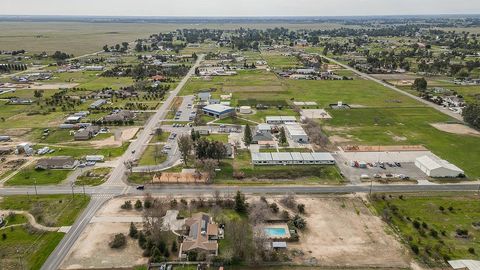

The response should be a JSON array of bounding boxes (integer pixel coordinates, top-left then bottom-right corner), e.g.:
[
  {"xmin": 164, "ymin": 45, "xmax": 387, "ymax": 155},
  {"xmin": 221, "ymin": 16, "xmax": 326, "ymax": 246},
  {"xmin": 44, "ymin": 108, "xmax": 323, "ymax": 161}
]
[
  {"xmin": 369, "ymin": 179, "xmax": 373, "ymax": 197},
  {"xmin": 71, "ymin": 183, "xmax": 75, "ymax": 199},
  {"xmin": 83, "ymin": 184, "xmax": 86, "ymax": 196},
  {"xmin": 34, "ymin": 180, "xmax": 38, "ymax": 196}
]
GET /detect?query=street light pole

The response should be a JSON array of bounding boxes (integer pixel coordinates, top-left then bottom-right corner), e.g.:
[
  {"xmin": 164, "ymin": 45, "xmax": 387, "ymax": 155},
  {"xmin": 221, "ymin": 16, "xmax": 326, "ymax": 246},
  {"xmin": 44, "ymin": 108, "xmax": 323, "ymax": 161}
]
[
  {"xmin": 71, "ymin": 183, "xmax": 75, "ymax": 199},
  {"xmin": 34, "ymin": 180, "xmax": 38, "ymax": 196},
  {"xmin": 369, "ymin": 179, "xmax": 373, "ymax": 197}
]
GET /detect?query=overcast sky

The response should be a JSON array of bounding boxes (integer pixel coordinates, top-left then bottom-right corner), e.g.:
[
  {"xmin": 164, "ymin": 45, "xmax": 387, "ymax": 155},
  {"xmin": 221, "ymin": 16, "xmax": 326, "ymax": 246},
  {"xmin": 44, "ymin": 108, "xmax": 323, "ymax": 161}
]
[{"xmin": 2, "ymin": 0, "xmax": 480, "ymax": 17}]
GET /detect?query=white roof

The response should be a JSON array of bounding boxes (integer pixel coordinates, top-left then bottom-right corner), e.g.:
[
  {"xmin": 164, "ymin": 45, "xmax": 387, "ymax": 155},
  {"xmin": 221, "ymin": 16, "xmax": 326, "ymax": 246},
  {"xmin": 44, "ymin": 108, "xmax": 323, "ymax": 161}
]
[
  {"xmin": 271, "ymin": 152, "xmax": 293, "ymax": 161},
  {"xmin": 251, "ymin": 152, "xmax": 272, "ymax": 161},
  {"xmin": 311, "ymin": 152, "xmax": 335, "ymax": 161},
  {"xmin": 416, "ymin": 155, "xmax": 463, "ymax": 173},
  {"xmin": 266, "ymin": 116, "xmax": 296, "ymax": 122},
  {"xmin": 449, "ymin": 260, "xmax": 480, "ymax": 270},
  {"xmin": 272, "ymin": 242, "xmax": 287, "ymax": 248},
  {"xmin": 252, "ymin": 152, "xmax": 335, "ymax": 162},
  {"xmin": 203, "ymin": 104, "xmax": 233, "ymax": 113},
  {"xmin": 66, "ymin": 116, "xmax": 81, "ymax": 120},
  {"xmin": 257, "ymin": 123, "xmax": 272, "ymax": 130},
  {"xmin": 285, "ymin": 124, "xmax": 307, "ymax": 136}
]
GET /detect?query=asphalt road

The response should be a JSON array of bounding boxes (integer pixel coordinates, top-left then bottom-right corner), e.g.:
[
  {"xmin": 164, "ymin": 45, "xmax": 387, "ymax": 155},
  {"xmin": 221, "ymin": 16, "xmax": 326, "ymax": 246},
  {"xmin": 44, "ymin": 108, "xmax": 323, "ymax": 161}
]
[
  {"xmin": 104, "ymin": 54, "xmax": 204, "ymax": 186},
  {"xmin": 321, "ymin": 55, "xmax": 464, "ymax": 122},
  {"xmin": 1, "ymin": 182, "xmax": 480, "ymax": 197}
]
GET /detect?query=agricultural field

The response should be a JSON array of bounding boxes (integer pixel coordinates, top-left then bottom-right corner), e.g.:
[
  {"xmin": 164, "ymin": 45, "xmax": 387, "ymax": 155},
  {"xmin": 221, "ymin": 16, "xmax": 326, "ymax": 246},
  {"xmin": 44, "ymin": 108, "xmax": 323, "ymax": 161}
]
[{"xmin": 371, "ymin": 193, "xmax": 480, "ymax": 266}]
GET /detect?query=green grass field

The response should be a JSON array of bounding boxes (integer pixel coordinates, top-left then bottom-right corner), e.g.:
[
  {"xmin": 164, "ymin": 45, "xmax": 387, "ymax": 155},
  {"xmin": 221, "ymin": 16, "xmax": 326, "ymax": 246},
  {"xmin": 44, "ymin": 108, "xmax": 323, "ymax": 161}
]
[
  {"xmin": 6, "ymin": 166, "xmax": 71, "ymax": 186},
  {"xmin": 0, "ymin": 194, "xmax": 90, "ymax": 270},
  {"xmin": 138, "ymin": 145, "xmax": 167, "ymax": 166},
  {"xmin": 372, "ymin": 193, "xmax": 480, "ymax": 266},
  {"xmin": 75, "ymin": 167, "xmax": 111, "ymax": 186},
  {"xmin": 324, "ymin": 107, "xmax": 480, "ymax": 178}
]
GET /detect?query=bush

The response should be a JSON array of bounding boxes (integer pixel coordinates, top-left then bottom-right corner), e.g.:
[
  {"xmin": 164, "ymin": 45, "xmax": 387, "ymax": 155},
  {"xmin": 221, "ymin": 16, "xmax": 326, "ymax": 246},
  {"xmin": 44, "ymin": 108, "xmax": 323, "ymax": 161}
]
[
  {"xmin": 109, "ymin": 233, "xmax": 127, "ymax": 249},
  {"xmin": 292, "ymin": 215, "xmax": 307, "ymax": 230},
  {"xmin": 468, "ymin": 247, "xmax": 475, "ymax": 254},
  {"xmin": 135, "ymin": 200, "xmax": 143, "ymax": 210},
  {"xmin": 121, "ymin": 200, "xmax": 132, "ymax": 210},
  {"xmin": 270, "ymin": 203, "xmax": 279, "ymax": 213},
  {"xmin": 297, "ymin": 204, "xmax": 305, "ymax": 214},
  {"xmin": 411, "ymin": 244, "xmax": 419, "ymax": 254},
  {"xmin": 129, "ymin": 222, "xmax": 138, "ymax": 238},
  {"xmin": 281, "ymin": 210, "xmax": 290, "ymax": 220},
  {"xmin": 171, "ymin": 241, "xmax": 178, "ymax": 252},
  {"xmin": 1, "ymin": 233, "xmax": 6, "ymax": 240},
  {"xmin": 138, "ymin": 231, "xmax": 147, "ymax": 249}
]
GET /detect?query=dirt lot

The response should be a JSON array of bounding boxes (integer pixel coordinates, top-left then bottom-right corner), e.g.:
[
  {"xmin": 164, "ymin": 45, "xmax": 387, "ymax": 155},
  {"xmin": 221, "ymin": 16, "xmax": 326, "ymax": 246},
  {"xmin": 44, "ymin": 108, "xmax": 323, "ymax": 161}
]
[
  {"xmin": 431, "ymin": 123, "xmax": 480, "ymax": 136},
  {"xmin": 287, "ymin": 196, "xmax": 411, "ymax": 268},
  {"xmin": 61, "ymin": 196, "xmax": 146, "ymax": 270}
]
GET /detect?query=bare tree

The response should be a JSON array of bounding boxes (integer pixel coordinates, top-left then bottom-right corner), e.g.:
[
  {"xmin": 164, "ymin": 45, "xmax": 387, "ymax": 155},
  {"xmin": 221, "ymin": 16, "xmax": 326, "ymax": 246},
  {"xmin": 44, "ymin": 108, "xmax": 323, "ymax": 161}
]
[
  {"xmin": 248, "ymin": 200, "xmax": 270, "ymax": 225},
  {"xmin": 177, "ymin": 135, "xmax": 193, "ymax": 166},
  {"xmin": 280, "ymin": 192, "xmax": 297, "ymax": 209},
  {"xmin": 303, "ymin": 118, "xmax": 330, "ymax": 149}
]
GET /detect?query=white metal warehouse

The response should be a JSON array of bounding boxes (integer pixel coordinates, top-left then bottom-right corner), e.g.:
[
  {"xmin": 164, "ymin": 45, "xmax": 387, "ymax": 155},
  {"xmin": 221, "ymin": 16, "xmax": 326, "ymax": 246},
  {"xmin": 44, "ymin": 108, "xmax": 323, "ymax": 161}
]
[
  {"xmin": 284, "ymin": 124, "xmax": 309, "ymax": 143},
  {"xmin": 415, "ymin": 155, "xmax": 464, "ymax": 178},
  {"xmin": 251, "ymin": 152, "xmax": 335, "ymax": 165}
]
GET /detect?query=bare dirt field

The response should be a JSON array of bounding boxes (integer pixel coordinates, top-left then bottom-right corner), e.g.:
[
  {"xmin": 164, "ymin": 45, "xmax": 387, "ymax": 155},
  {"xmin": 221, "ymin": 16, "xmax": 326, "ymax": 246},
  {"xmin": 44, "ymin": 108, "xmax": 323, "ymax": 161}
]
[
  {"xmin": 61, "ymin": 196, "xmax": 146, "ymax": 270},
  {"xmin": 87, "ymin": 127, "xmax": 139, "ymax": 148},
  {"xmin": 60, "ymin": 222, "xmax": 147, "ymax": 270},
  {"xmin": 431, "ymin": 123, "xmax": 480, "ymax": 136},
  {"xmin": 287, "ymin": 196, "xmax": 411, "ymax": 268}
]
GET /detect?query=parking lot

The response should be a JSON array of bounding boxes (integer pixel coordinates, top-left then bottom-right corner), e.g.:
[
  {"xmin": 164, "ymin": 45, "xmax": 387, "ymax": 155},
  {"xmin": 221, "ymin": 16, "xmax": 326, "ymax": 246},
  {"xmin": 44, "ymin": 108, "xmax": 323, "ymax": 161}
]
[
  {"xmin": 175, "ymin": 95, "xmax": 195, "ymax": 121},
  {"xmin": 335, "ymin": 151, "xmax": 430, "ymax": 184}
]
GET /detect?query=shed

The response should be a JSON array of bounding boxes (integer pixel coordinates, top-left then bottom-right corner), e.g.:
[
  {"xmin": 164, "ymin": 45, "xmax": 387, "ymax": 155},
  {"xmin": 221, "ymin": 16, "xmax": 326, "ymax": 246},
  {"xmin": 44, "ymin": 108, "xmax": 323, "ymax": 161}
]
[{"xmin": 272, "ymin": 242, "xmax": 287, "ymax": 249}]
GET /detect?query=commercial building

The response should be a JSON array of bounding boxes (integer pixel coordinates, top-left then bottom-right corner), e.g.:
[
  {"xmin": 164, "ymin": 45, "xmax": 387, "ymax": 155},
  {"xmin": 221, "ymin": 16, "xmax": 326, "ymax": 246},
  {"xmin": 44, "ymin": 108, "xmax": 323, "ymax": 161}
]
[
  {"xmin": 251, "ymin": 152, "xmax": 335, "ymax": 166},
  {"xmin": 284, "ymin": 124, "xmax": 309, "ymax": 143},
  {"xmin": 265, "ymin": 116, "xmax": 297, "ymax": 125},
  {"xmin": 415, "ymin": 155, "xmax": 464, "ymax": 178},
  {"xmin": 202, "ymin": 104, "xmax": 235, "ymax": 119}
]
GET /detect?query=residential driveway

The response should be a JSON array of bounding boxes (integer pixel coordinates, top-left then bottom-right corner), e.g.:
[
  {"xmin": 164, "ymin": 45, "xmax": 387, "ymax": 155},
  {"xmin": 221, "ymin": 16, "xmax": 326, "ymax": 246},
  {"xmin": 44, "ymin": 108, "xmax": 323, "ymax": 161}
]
[{"xmin": 162, "ymin": 210, "xmax": 185, "ymax": 231}]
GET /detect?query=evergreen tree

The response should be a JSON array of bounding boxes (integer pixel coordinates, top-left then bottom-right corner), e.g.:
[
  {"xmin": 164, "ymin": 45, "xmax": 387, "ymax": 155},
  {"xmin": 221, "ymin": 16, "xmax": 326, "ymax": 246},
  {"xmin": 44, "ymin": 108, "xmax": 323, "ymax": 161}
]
[{"xmin": 244, "ymin": 124, "xmax": 253, "ymax": 145}]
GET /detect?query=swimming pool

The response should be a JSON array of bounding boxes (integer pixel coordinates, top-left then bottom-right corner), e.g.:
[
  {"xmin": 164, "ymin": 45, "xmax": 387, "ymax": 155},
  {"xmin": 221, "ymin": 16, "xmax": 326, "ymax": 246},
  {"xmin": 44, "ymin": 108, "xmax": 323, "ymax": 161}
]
[{"xmin": 264, "ymin": 227, "xmax": 288, "ymax": 237}]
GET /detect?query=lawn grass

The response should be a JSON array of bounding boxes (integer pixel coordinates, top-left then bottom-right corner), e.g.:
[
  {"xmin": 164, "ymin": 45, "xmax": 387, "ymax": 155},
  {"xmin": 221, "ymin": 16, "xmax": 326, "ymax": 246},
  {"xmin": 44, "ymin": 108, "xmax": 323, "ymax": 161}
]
[
  {"xmin": 75, "ymin": 167, "xmax": 111, "ymax": 186},
  {"xmin": 371, "ymin": 193, "xmax": 480, "ymax": 266},
  {"xmin": 6, "ymin": 166, "xmax": 71, "ymax": 186},
  {"xmin": 0, "ymin": 194, "xmax": 90, "ymax": 227},
  {"xmin": 38, "ymin": 142, "xmax": 129, "ymax": 159},
  {"xmin": 138, "ymin": 145, "xmax": 167, "ymax": 166},
  {"xmin": 203, "ymin": 133, "xmax": 229, "ymax": 143}
]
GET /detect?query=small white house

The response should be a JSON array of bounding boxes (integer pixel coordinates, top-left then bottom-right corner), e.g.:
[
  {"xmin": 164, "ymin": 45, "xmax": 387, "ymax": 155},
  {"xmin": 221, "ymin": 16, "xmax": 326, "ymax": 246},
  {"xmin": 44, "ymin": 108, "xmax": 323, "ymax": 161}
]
[{"xmin": 415, "ymin": 155, "xmax": 464, "ymax": 178}]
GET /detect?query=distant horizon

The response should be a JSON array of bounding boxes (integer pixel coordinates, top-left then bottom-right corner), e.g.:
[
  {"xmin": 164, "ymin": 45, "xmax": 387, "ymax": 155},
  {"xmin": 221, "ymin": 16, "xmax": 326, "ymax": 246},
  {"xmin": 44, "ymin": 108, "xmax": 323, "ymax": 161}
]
[{"xmin": 3, "ymin": 0, "xmax": 480, "ymax": 17}]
